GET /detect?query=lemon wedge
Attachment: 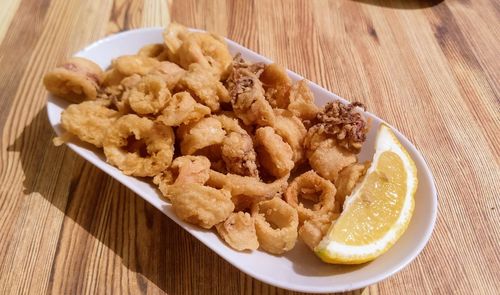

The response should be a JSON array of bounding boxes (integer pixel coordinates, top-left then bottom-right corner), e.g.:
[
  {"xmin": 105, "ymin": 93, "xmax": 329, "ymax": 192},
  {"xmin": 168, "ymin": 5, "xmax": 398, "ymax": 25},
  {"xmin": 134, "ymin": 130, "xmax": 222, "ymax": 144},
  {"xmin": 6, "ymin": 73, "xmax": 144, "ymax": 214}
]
[{"xmin": 315, "ymin": 124, "xmax": 418, "ymax": 264}]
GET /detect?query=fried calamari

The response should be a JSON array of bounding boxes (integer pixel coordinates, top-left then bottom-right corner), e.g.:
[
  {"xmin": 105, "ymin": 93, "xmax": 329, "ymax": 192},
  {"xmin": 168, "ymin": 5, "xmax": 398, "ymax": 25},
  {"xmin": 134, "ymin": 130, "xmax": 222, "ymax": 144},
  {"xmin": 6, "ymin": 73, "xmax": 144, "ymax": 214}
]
[{"xmin": 216, "ymin": 212, "xmax": 259, "ymax": 251}]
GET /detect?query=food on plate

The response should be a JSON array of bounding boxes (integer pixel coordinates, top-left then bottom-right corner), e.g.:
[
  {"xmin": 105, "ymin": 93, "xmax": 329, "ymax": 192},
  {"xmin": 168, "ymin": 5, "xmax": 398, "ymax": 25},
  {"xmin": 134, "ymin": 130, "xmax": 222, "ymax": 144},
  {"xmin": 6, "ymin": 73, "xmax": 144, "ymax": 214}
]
[
  {"xmin": 334, "ymin": 162, "xmax": 370, "ymax": 212},
  {"xmin": 216, "ymin": 212, "xmax": 259, "ymax": 251},
  {"xmin": 304, "ymin": 101, "xmax": 369, "ymax": 181},
  {"xmin": 315, "ymin": 124, "xmax": 418, "ymax": 264},
  {"xmin": 125, "ymin": 75, "xmax": 171, "ymax": 115},
  {"xmin": 177, "ymin": 63, "xmax": 230, "ymax": 111},
  {"xmin": 260, "ymin": 63, "xmax": 292, "ymax": 109},
  {"xmin": 254, "ymin": 126, "xmax": 294, "ymax": 178},
  {"xmin": 43, "ymin": 57, "xmax": 103, "ymax": 103},
  {"xmin": 168, "ymin": 183, "xmax": 234, "ymax": 229},
  {"xmin": 58, "ymin": 100, "xmax": 119, "ymax": 147},
  {"xmin": 157, "ymin": 91, "xmax": 210, "ymax": 126},
  {"xmin": 252, "ymin": 197, "xmax": 298, "ymax": 254},
  {"xmin": 177, "ymin": 117, "xmax": 226, "ymax": 155},
  {"xmin": 44, "ymin": 22, "xmax": 415, "ymax": 262},
  {"xmin": 287, "ymin": 79, "xmax": 320, "ymax": 121},
  {"xmin": 103, "ymin": 114, "xmax": 174, "ymax": 177},
  {"xmin": 285, "ymin": 170, "xmax": 336, "ymax": 224},
  {"xmin": 226, "ymin": 54, "xmax": 275, "ymax": 126}
]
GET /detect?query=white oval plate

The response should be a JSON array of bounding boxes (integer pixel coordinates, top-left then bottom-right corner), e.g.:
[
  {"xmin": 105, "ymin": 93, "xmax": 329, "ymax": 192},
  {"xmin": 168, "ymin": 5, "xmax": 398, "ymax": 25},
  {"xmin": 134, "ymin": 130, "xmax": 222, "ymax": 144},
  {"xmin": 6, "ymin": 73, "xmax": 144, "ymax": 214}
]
[{"xmin": 46, "ymin": 27, "xmax": 437, "ymax": 293}]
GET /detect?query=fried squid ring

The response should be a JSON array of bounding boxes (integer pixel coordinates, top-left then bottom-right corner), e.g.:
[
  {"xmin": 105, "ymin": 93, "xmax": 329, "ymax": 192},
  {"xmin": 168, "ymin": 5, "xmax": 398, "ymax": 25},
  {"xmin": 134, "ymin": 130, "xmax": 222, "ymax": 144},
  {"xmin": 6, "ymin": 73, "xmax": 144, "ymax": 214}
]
[
  {"xmin": 287, "ymin": 79, "xmax": 319, "ymax": 121},
  {"xmin": 138, "ymin": 43, "xmax": 165, "ymax": 58},
  {"xmin": 125, "ymin": 75, "xmax": 171, "ymax": 115},
  {"xmin": 177, "ymin": 63, "xmax": 230, "ymax": 111},
  {"xmin": 162, "ymin": 22, "xmax": 190, "ymax": 63},
  {"xmin": 60, "ymin": 100, "xmax": 119, "ymax": 147},
  {"xmin": 334, "ymin": 161, "xmax": 370, "ymax": 212},
  {"xmin": 112, "ymin": 55, "xmax": 160, "ymax": 76},
  {"xmin": 285, "ymin": 170, "xmax": 336, "ymax": 224},
  {"xmin": 299, "ymin": 212, "xmax": 339, "ymax": 251},
  {"xmin": 149, "ymin": 61, "xmax": 186, "ymax": 91},
  {"xmin": 216, "ymin": 212, "xmax": 259, "ymax": 251},
  {"xmin": 43, "ymin": 57, "xmax": 103, "ymax": 103},
  {"xmin": 207, "ymin": 170, "xmax": 289, "ymax": 200},
  {"xmin": 177, "ymin": 117, "xmax": 226, "ymax": 155},
  {"xmin": 153, "ymin": 155, "xmax": 211, "ymax": 200},
  {"xmin": 272, "ymin": 109, "xmax": 307, "ymax": 164},
  {"xmin": 168, "ymin": 183, "xmax": 234, "ymax": 229},
  {"xmin": 177, "ymin": 32, "xmax": 232, "ymax": 79},
  {"xmin": 157, "ymin": 92, "xmax": 210, "ymax": 126},
  {"xmin": 254, "ymin": 127, "xmax": 294, "ymax": 178},
  {"xmin": 259, "ymin": 63, "xmax": 292, "ymax": 109},
  {"xmin": 308, "ymin": 142, "xmax": 357, "ymax": 182},
  {"xmin": 103, "ymin": 114, "xmax": 174, "ymax": 177},
  {"xmin": 252, "ymin": 197, "xmax": 298, "ymax": 254}
]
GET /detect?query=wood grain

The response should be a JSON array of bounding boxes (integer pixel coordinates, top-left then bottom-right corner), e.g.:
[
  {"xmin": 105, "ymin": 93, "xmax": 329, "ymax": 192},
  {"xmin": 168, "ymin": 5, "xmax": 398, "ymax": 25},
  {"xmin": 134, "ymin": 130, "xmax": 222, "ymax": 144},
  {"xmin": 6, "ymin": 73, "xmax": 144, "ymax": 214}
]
[{"xmin": 0, "ymin": 0, "xmax": 498, "ymax": 294}]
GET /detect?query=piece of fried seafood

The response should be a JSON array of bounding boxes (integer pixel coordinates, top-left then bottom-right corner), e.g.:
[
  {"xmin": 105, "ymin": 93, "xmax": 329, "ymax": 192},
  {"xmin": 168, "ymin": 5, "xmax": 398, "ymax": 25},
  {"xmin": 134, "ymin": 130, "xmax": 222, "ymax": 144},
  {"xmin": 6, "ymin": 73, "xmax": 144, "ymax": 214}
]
[
  {"xmin": 216, "ymin": 212, "xmax": 259, "ymax": 251},
  {"xmin": 157, "ymin": 92, "xmax": 210, "ymax": 126},
  {"xmin": 214, "ymin": 114, "xmax": 259, "ymax": 178},
  {"xmin": 287, "ymin": 79, "xmax": 320, "ymax": 121},
  {"xmin": 299, "ymin": 212, "xmax": 339, "ymax": 251},
  {"xmin": 272, "ymin": 109, "xmax": 307, "ymax": 164},
  {"xmin": 334, "ymin": 161, "xmax": 370, "ymax": 213},
  {"xmin": 226, "ymin": 54, "xmax": 275, "ymax": 127},
  {"xmin": 103, "ymin": 114, "xmax": 174, "ymax": 177},
  {"xmin": 177, "ymin": 32, "xmax": 232, "ymax": 79},
  {"xmin": 149, "ymin": 61, "xmax": 186, "ymax": 91},
  {"xmin": 259, "ymin": 63, "xmax": 292, "ymax": 109},
  {"xmin": 304, "ymin": 101, "xmax": 369, "ymax": 181},
  {"xmin": 58, "ymin": 100, "xmax": 119, "ymax": 147},
  {"xmin": 153, "ymin": 155, "xmax": 211, "ymax": 200},
  {"xmin": 162, "ymin": 22, "xmax": 191, "ymax": 63},
  {"xmin": 137, "ymin": 43, "xmax": 170, "ymax": 61},
  {"xmin": 285, "ymin": 170, "xmax": 336, "ymax": 224},
  {"xmin": 123, "ymin": 75, "xmax": 171, "ymax": 115},
  {"xmin": 168, "ymin": 183, "xmax": 234, "ymax": 229},
  {"xmin": 254, "ymin": 127, "xmax": 294, "ymax": 178},
  {"xmin": 177, "ymin": 116, "xmax": 226, "ymax": 155},
  {"xmin": 177, "ymin": 63, "xmax": 230, "ymax": 111},
  {"xmin": 43, "ymin": 57, "xmax": 103, "ymax": 103},
  {"xmin": 252, "ymin": 197, "xmax": 299, "ymax": 254}
]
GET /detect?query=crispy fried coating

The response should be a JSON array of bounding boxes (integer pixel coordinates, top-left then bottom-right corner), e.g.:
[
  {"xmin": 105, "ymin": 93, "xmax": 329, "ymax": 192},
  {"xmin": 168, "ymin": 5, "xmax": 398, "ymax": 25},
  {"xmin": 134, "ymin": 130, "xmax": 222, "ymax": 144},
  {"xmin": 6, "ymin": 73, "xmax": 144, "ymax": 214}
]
[
  {"xmin": 162, "ymin": 22, "xmax": 190, "ymax": 63},
  {"xmin": 169, "ymin": 183, "xmax": 234, "ymax": 229},
  {"xmin": 138, "ymin": 43, "xmax": 166, "ymax": 58},
  {"xmin": 207, "ymin": 170, "xmax": 289, "ymax": 200},
  {"xmin": 254, "ymin": 127, "xmax": 294, "ymax": 178},
  {"xmin": 157, "ymin": 92, "xmax": 210, "ymax": 126},
  {"xmin": 272, "ymin": 109, "xmax": 307, "ymax": 164},
  {"xmin": 287, "ymin": 80, "xmax": 319, "ymax": 121},
  {"xmin": 216, "ymin": 212, "xmax": 259, "ymax": 251},
  {"xmin": 177, "ymin": 63, "xmax": 230, "ymax": 111},
  {"xmin": 285, "ymin": 170, "xmax": 336, "ymax": 224},
  {"xmin": 308, "ymin": 101, "xmax": 368, "ymax": 152},
  {"xmin": 221, "ymin": 131, "xmax": 259, "ymax": 177},
  {"xmin": 334, "ymin": 162, "xmax": 370, "ymax": 212},
  {"xmin": 177, "ymin": 32, "xmax": 232, "ymax": 79},
  {"xmin": 149, "ymin": 61, "xmax": 186, "ymax": 91},
  {"xmin": 112, "ymin": 55, "xmax": 160, "ymax": 76},
  {"xmin": 307, "ymin": 142, "xmax": 357, "ymax": 182},
  {"xmin": 44, "ymin": 57, "xmax": 103, "ymax": 103},
  {"xmin": 103, "ymin": 114, "xmax": 174, "ymax": 177},
  {"xmin": 252, "ymin": 197, "xmax": 299, "ymax": 254},
  {"xmin": 226, "ymin": 55, "xmax": 275, "ymax": 126},
  {"xmin": 259, "ymin": 63, "xmax": 292, "ymax": 109},
  {"xmin": 299, "ymin": 212, "xmax": 339, "ymax": 251},
  {"xmin": 153, "ymin": 155, "xmax": 211, "ymax": 200},
  {"xmin": 60, "ymin": 100, "xmax": 119, "ymax": 147},
  {"xmin": 125, "ymin": 75, "xmax": 171, "ymax": 115},
  {"xmin": 177, "ymin": 117, "xmax": 226, "ymax": 155}
]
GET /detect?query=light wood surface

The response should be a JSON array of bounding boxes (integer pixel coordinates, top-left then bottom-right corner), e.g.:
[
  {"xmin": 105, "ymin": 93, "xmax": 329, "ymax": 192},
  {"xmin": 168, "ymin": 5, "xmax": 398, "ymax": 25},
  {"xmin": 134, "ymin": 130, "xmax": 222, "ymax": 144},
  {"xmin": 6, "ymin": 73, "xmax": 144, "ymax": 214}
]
[{"xmin": 0, "ymin": 0, "xmax": 498, "ymax": 294}]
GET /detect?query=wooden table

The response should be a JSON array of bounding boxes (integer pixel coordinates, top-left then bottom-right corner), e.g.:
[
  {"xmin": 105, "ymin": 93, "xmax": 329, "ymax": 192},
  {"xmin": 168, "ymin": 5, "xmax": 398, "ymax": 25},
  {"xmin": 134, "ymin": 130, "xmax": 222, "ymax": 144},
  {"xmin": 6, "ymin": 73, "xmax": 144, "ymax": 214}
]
[{"xmin": 0, "ymin": 0, "xmax": 498, "ymax": 294}]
